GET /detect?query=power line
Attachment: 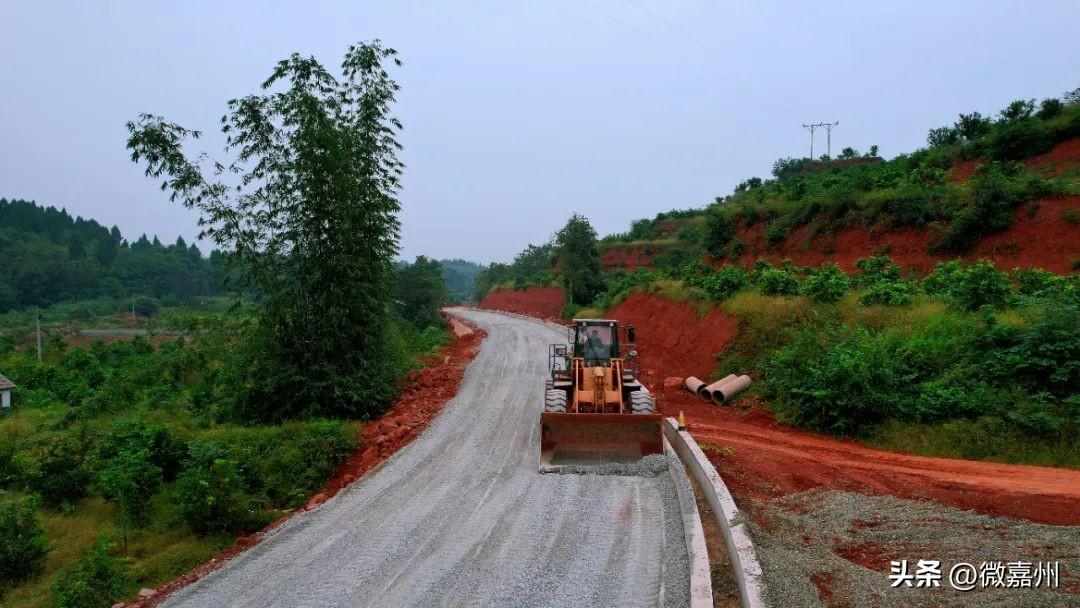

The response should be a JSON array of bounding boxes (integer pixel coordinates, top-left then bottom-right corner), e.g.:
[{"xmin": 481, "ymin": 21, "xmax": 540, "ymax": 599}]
[{"xmin": 624, "ymin": 0, "xmax": 708, "ymax": 50}]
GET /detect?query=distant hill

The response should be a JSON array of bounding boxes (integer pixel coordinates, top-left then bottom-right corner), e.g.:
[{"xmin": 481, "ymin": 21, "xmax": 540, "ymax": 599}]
[
  {"xmin": 474, "ymin": 90, "xmax": 1080, "ymax": 298},
  {"xmin": 0, "ymin": 197, "xmax": 222, "ymax": 312},
  {"xmin": 439, "ymin": 259, "xmax": 485, "ymax": 303}
]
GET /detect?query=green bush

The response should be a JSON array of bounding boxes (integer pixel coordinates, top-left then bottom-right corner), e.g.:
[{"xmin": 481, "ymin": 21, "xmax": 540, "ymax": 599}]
[
  {"xmin": 95, "ymin": 420, "xmax": 186, "ymax": 482},
  {"xmin": 0, "ymin": 495, "xmax": 50, "ymax": 585},
  {"xmin": 560, "ymin": 303, "xmax": 582, "ymax": 320},
  {"xmin": 703, "ymin": 210, "xmax": 735, "ymax": 258},
  {"xmin": 1014, "ymin": 268, "xmax": 1063, "ymax": 296},
  {"xmin": 855, "ymin": 255, "xmax": 916, "ymax": 305},
  {"xmin": 22, "ymin": 437, "xmax": 92, "ymax": 509},
  {"xmin": 923, "ymin": 260, "xmax": 1013, "ymax": 310},
  {"xmin": 175, "ymin": 442, "xmax": 264, "ymax": 535},
  {"xmin": 696, "ymin": 266, "xmax": 749, "ymax": 301},
  {"xmin": 765, "ymin": 326, "xmax": 907, "ymax": 435},
  {"xmin": 51, "ymin": 537, "xmax": 125, "ymax": 608},
  {"xmin": 801, "ymin": 264, "xmax": 850, "ymax": 303},
  {"xmin": 755, "ymin": 267, "xmax": 800, "ymax": 296},
  {"xmin": 859, "ymin": 280, "xmax": 917, "ymax": 306}
]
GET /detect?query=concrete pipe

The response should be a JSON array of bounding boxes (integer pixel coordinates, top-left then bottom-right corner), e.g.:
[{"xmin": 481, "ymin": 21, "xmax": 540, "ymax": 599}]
[
  {"xmin": 715, "ymin": 375, "xmax": 752, "ymax": 404},
  {"xmin": 684, "ymin": 376, "xmax": 708, "ymax": 398},
  {"xmin": 702, "ymin": 375, "xmax": 738, "ymax": 404}
]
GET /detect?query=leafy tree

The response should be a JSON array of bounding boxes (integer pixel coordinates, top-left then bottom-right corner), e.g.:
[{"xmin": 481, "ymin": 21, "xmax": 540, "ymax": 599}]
[
  {"xmin": 554, "ymin": 214, "xmax": 605, "ymax": 306},
  {"xmin": 702, "ymin": 208, "xmax": 735, "ymax": 258},
  {"xmin": 0, "ymin": 495, "xmax": 50, "ymax": 585},
  {"xmin": 126, "ymin": 42, "xmax": 406, "ymax": 421},
  {"xmin": 998, "ymin": 99, "xmax": 1035, "ymax": 122},
  {"xmin": 955, "ymin": 112, "xmax": 991, "ymax": 140},
  {"xmin": 98, "ymin": 448, "xmax": 162, "ymax": 529},
  {"xmin": 395, "ymin": 256, "xmax": 445, "ymax": 328},
  {"xmin": 1036, "ymin": 98, "xmax": 1064, "ymax": 120}
]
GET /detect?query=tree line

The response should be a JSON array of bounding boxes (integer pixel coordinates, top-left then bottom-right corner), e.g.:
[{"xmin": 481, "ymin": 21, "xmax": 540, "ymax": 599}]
[{"xmin": 0, "ymin": 198, "xmax": 223, "ymax": 312}]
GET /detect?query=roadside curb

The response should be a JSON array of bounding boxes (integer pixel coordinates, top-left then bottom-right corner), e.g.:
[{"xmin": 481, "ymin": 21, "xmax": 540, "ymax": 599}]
[
  {"xmin": 663, "ymin": 417, "xmax": 766, "ymax": 608},
  {"xmin": 665, "ymin": 439, "xmax": 714, "ymax": 607}
]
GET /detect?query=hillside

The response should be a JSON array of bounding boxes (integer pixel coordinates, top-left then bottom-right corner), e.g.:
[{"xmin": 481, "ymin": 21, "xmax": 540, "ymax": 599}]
[
  {"xmin": 476, "ymin": 91, "xmax": 1080, "ymax": 471},
  {"xmin": 0, "ymin": 198, "xmax": 222, "ymax": 312}
]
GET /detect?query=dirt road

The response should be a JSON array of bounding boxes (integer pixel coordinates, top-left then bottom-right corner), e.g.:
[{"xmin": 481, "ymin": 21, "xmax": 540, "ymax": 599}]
[{"xmin": 162, "ymin": 309, "xmax": 690, "ymax": 608}]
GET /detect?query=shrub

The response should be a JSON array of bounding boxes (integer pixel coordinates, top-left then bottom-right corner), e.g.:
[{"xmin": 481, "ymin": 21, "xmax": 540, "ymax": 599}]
[
  {"xmin": 560, "ymin": 303, "xmax": 582, "ymax": 320},
  {"xmin": 765, "ymin": 326, "xmax": 908, "ymax": 435},
  {"xmin": 703, "ymin": 210, "xmax": 735, "ymax": 258},
  {"xmin": 95, "ymin": 420, "xmax": 186, "ymax": 482},
  {"xmin": 1014, "ymin": 268, "xmax": 1072, "ymax": 300},
  {"xmin": 764, "ymin": 222, "xmax": 790, "ymax": 248},
  {"xmin": 175, "ymin": 442, "xmax": 264, "ymax": 535},
  {"xmin": 859, "ymin": 279, "xmax": 917, "ymax": 306},
  {"xmin": 986, "ymin": 118, "xmax": 1051, "ymax": 160},
  {"xmin": 854, "ymin": 254, "xmax": 903, "ymax": 287},
  {"xmin": 51, "ymin": 537, "xmax": 125, "ymax": 608},
  {"xmin": 23, "ymin": 437, "xmax": 92, "ymax": 509},
  {"xmin": 697, "ymin": 266, "xmax": 749, "ymax": 301},
  {"xmin": 801, "ymin": 264, "xmax": 851, "ymax": 303},
  {"xmin": 0, "ymin": 495, "xmax": 50, "ymax": 585},
  {"xmin": 924, "ymin": 260, "xmax": 1013, "ymax": 310},
  {"xmin": 755, "ymin": 268, "xmax": 800, "ymax": 296},
  {"xmin": 936, "ymin": 161, "xmax": 1052, "ymax": 252}
]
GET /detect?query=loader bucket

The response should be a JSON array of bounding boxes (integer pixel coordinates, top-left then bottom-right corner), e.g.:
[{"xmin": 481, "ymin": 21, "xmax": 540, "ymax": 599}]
[{"xmin": 539, "ymin": 412, "xmax": 664, "ymax": 473}]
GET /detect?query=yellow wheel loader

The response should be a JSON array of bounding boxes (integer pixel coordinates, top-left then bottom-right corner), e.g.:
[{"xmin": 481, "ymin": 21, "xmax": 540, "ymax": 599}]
[{"xmin": 539, "ymin": 319, "xmax": 663, "ymax": 472}]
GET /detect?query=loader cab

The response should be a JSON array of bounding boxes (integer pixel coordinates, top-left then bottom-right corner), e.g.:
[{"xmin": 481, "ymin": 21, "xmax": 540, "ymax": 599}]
[{"xmin": 571, "ymin": 319, "xmax": 619, "ymax": 365}]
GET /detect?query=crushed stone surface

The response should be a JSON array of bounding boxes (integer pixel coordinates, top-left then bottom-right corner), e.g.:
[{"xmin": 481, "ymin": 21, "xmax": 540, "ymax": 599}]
[
  {"xmin": 162, "ymin": 309, "xmax": 691, "ymax": 608},
  {"xmin": 747, "ymin": 488, "xmax": 1080, "ymax": 608}
]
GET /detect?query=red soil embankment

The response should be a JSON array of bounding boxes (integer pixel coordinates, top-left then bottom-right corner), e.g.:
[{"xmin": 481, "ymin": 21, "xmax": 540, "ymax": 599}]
[
  {"xmin": 601, "ymin": 244, "xmax": 655, "ymax": 270},
  {"xmin": 478, "ymin": 286, "xmax": 564, "ymax": 319},
  {"xmin": 952, "ymin": 138, "xmax": 1080, "ymax": 183},
  {"xmin": 133, "ymin": 314, "xmax": 485, "ymax": 607},
  {"xmin": 732, "ymin": 195, "xmax": 1080, "ymax": 274},
  {"xmin": 601, "ymin": 194, "xmax": 1079, "ymax": 274},
  {"xmin": 607, "ymin": 292, "xmax": 736, "ymax": 381},
  {"xmin": 599, "ymin": 293, "xmax": 1080, "ymax": 526}
]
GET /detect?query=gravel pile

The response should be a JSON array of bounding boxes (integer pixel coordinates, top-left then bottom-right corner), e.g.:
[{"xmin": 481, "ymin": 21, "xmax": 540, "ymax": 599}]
[
  {"xmin": 543, "ymin": 454, "xmax": 671, "ymax": 477},
  {"xmin": 746, "ymin": 488, "xmax": 1079, "ymax": 607}
]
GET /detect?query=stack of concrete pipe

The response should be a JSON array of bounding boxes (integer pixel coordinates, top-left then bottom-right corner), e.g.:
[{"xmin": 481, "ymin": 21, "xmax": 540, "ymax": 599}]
[{"xmin": 683, "ymin": 373, "xmax": 752, "ymax": 405}]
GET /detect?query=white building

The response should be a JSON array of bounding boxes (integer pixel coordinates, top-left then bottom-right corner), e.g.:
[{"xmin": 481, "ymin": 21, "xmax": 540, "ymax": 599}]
[{"xmin": 0, "ymin": 373, "xmax": 14, "ymax": 411}]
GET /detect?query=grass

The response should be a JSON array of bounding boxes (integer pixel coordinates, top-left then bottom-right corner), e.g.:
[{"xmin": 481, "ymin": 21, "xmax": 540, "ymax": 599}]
[{"xmin": 869, "ymin": 418, "xmax": 1079, "ymax": 468}]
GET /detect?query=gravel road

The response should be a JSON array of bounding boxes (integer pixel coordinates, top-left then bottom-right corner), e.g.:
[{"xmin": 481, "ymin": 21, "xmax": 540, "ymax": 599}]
[{"xmin": 163, "ymin": 309, "xmax": 690, "ymax": 608}]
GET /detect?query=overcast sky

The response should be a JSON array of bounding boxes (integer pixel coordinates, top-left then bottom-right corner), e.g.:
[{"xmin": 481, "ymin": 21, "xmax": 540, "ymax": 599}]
[{"xmin": 1, "ymin": 1, "xmax": 1076, "ymax": 264}]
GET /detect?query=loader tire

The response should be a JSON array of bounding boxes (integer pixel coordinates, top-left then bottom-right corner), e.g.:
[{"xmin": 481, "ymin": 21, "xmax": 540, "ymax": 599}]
[
  {"xmin": 545, "ymin": 389, "xmax": 567, "ymax": 413},
  {"xmin": 630, "ymin": 391, "xmax": 655, "ymax": 414}
]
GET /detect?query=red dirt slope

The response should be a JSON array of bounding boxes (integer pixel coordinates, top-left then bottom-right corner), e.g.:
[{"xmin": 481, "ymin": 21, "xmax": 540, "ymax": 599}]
[
  {"xmin": 730, "ymin": 195, "xmax": 1080, "ymax": 274},
  {"xmin": 478, "ymin": 286, "xmax": 564, "ymax": 318},
  {"xmin": 601, "ymin": 194, "xmax": 1080, "ymax": 274},
  {"xmin": 607, "ymin": 292, "xmax": 736, "ymax": 381}
]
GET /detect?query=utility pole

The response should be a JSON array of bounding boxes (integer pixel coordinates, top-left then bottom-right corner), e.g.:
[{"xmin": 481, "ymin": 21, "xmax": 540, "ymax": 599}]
[
  {"xmin": 36, "ymin": 312, "xmax": 42, "ymax": 362},
  {"xmin": 822, "ymin": 121, "xmax": 839, "ymax": 158},
  {"xmin": 801, "ymin": 123, "xmax": 819, "ymax": 159}
]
